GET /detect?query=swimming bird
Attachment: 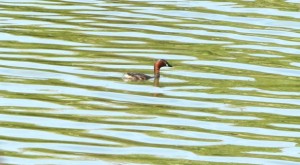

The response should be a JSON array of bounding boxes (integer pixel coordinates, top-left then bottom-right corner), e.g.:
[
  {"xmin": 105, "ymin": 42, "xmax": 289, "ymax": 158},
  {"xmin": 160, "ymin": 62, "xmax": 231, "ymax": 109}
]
[{"xmin": 123, "ymin": 59, "xmax": 172, "ymax": 81}]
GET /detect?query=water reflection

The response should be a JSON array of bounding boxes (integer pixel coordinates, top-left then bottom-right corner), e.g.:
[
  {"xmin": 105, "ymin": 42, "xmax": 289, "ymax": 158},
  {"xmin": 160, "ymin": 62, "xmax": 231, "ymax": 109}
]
[
  {"xmin": 154, "ymin": 77, "xmax": 160, "ymax": 87},
  {"xmin": 1, "ymin": 0, "xmax": 300, "ymax": 164}
]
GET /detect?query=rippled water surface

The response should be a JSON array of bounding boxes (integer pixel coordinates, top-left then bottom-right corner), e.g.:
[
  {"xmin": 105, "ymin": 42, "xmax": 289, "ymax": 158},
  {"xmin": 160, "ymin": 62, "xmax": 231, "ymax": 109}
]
[{"xmin": 1, "ymin": 0, "xmax": 300, "ymax": 164}]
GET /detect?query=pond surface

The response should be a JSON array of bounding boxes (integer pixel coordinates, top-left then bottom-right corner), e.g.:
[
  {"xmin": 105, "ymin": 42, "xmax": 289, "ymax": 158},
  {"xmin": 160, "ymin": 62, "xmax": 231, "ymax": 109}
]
[{"xmin": 1, "ymin": 0, "xmax": 300, "ymax": 164}]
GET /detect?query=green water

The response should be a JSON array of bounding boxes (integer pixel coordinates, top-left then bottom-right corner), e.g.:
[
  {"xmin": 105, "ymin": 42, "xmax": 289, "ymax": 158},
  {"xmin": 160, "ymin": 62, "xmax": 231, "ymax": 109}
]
[{"xmin": 0, "ymin": 0, "xmax": 300, "ymax": 164}]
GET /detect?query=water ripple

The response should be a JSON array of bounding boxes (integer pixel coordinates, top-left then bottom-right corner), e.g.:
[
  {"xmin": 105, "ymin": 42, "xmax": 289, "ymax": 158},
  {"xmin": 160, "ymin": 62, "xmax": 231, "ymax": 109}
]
[
  {"xmin": 1, "ymin": 0, "xmax": 300, "ymax": 164},
  {"xmin": 184, "ymin": 60, "xmax": 300, "ymax": 77}
]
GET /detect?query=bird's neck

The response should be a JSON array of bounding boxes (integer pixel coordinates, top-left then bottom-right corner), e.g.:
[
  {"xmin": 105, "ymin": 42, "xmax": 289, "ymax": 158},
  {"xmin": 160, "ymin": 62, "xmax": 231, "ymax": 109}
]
[{"xmin": 154, "ymin": 65, "xmax": 160, "ymax": 78}]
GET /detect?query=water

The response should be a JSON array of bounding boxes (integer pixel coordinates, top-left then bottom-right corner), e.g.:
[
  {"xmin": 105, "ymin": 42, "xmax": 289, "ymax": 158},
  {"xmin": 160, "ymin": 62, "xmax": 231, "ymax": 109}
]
[{"xmin": 0, "ymin": 0, "xmax": 300, "ymax": 164}]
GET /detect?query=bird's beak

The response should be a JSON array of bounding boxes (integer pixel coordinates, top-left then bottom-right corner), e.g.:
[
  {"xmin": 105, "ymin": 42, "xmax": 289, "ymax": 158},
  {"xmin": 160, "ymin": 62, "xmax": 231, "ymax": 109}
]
[{"xmin": 166, "ymin": 61, "xmax": 173, "ymax": 67}]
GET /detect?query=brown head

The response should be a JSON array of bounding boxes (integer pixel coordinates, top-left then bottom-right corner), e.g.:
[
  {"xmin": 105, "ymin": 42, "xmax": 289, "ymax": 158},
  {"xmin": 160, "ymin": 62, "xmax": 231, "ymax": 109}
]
[{"xmin": 154, "ymin": 59, "xmax": 172, "ymax": 78}]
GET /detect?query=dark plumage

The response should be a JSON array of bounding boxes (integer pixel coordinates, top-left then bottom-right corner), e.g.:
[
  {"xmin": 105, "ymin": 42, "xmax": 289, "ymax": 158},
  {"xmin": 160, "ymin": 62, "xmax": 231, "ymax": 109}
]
[{"xmin": 123, "ymin": 72, "xmax": 152, "ymax": 81}]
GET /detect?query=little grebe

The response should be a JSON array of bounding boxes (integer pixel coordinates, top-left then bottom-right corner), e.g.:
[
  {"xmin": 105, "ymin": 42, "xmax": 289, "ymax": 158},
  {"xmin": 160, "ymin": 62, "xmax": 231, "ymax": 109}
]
[{"xmin": 123, "ymin": 59, "xmax": 172, "ymax": 81}]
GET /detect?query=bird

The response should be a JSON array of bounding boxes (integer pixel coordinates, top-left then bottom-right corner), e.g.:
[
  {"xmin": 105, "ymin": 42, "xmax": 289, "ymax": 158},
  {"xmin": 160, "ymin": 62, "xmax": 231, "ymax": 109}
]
[{"xmin": 123, "ymin": 59, "xmax": 172, "ymax": 81}]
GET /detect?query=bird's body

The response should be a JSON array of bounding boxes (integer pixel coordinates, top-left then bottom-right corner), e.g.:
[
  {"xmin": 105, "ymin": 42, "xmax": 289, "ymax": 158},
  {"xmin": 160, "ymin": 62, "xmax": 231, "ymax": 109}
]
[
  {"xmin": 123, "ymin": 72, "xmax": 152, "ymax": 81},
  {"xmin": 122, "ymin": 59, "xmax": 172, "ymax": 81}
]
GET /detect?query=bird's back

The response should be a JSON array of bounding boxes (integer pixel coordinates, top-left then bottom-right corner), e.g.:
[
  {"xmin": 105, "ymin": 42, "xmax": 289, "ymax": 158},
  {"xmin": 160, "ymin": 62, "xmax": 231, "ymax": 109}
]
[{"xmin": 123, "ymin": 72, "xmax": 152, "ymax": 81}]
